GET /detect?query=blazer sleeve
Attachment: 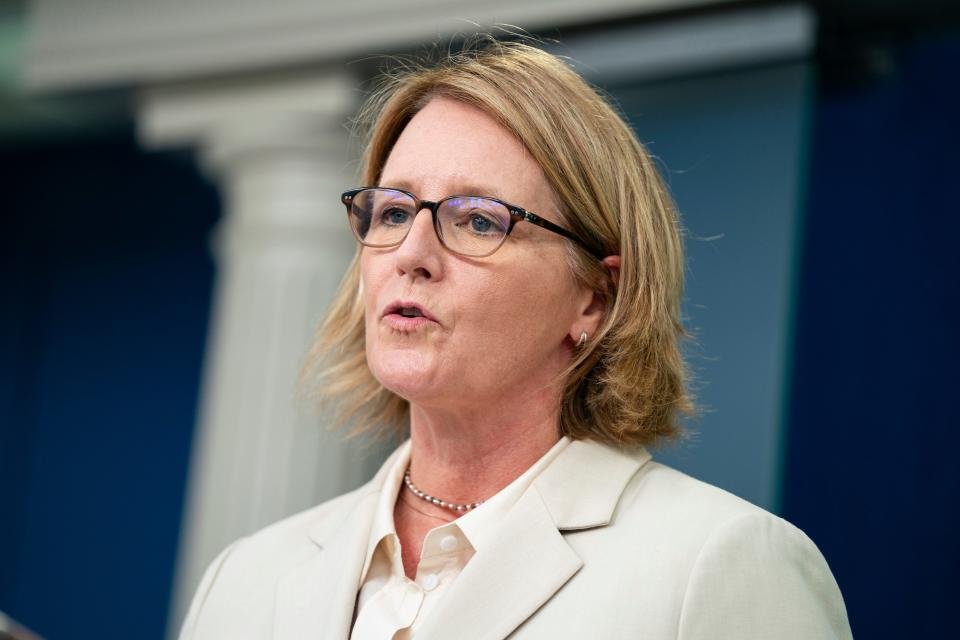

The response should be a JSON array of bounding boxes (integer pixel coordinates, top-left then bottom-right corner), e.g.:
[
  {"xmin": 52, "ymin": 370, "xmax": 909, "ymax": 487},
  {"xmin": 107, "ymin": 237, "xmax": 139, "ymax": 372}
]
[
  {"xmin": 677, "ymin": 512, "xmax": 853, "ymax": 640},
  {"xmin": 178, "ymin": 540, "xmax": 242, "ymax": 640}
]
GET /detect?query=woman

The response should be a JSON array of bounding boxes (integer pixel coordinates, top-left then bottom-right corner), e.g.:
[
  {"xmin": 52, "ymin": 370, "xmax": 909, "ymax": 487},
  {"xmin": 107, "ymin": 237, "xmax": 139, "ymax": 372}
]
[{"xmin": 179, "ymin": 41, "xmax": 852, "ymax": 639}]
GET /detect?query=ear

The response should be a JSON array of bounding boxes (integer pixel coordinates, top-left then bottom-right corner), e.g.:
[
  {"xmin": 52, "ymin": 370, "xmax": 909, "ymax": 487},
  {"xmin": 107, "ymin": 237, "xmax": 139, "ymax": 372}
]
[{"xmin": 569, "ymin": 255, "xmax": 620, "ymax": 344}]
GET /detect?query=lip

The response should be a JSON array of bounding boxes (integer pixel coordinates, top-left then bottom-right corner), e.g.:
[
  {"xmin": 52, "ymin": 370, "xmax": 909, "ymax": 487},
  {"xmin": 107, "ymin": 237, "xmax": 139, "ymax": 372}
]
[{"xmin": 381, "ymin": 300, "xmax": 440, "ymax": 324}]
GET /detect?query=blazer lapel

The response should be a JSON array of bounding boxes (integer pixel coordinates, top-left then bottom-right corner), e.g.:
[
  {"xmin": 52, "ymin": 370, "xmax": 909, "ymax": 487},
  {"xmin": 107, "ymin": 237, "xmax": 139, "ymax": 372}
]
[
  {"xmin": 274, "ymin": 442, "xmax": 411, "ymax": 640},
  {"xmin": 415, "ymin": 439, "xmax": 651, "ymax": 640},
  {"xmin": 412, "ymin": 486, "xmax": 582, "ymax": 640},
  {"xmin": 273, "ymin": 490, "xmax": 377, "ymax": 640},
  {"xmin": 536, "ymin": 439, "xmax": 651, "ymax": 531}
]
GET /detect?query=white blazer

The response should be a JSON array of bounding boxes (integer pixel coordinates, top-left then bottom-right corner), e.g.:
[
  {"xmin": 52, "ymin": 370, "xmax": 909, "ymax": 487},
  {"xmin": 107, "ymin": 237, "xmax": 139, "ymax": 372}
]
[{"xmin": 179, "ymin": 439, "xmax": 852, "ymax": 639}]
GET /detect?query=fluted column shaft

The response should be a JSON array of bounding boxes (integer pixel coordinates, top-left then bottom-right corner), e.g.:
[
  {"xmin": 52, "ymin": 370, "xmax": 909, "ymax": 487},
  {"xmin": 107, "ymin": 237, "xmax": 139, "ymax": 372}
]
[{"xmin": 138, "ymin": 71, "xmax": 389, "ymax": 636}]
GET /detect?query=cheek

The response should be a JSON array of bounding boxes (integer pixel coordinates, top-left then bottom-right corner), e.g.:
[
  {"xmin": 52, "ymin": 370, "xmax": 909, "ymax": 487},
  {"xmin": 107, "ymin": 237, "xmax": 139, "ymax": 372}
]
[
  {"xmin": 454, "ymin": 268, "xmax": 575, "ymax": 362},
  {"xmin": 359, "ymin": 256, "xmax": 385, "ymax": 353},
  {"xmin": 360, "ymin": 254, "xmax": 383, "ymax": 321}
]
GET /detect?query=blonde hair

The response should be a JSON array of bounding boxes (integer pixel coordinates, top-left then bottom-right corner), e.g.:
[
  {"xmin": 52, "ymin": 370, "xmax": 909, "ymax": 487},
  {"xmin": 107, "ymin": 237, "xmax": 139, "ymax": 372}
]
[{"xmin": 303, "ymin": 38, "xmax": 692, "ymax": 449}]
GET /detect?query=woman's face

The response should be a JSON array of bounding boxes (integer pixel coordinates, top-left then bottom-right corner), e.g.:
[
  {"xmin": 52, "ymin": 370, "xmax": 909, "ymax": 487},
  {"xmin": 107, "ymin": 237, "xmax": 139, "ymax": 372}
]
[{"xmin": 361, "ymin": 97, "xmax": 597, "ymax": 413}]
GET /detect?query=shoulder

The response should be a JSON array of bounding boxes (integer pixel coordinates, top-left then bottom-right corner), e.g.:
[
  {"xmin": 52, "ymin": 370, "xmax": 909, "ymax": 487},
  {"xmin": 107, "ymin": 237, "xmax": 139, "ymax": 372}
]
[
  {"xmin": 178, "ymin": 484, "xmax": 373, "ymax": 639},
  {"xmin": 216, "ymin": 481, "xmax": 373, "ymax": 574},
  {"xmin": 614, "ymin": 460, "xmax": 852, "ymax": 639},
  {"xmin": 615, "ymin": 457, "xmax": 837, "ymax": 579},
  {"xmin": 622, "ymin": 459, "xmax": 765, "ymax": 521},
  {"xmin": 179, "ymin": 440, "xmax": 409, "ymax": 638},
  {"xmin": 195, "ymin": 437, "xmax": 411, "ymax": 582},
  {"xmin": 674, "ymin": 504, "xmax": 853, "ymax": 638}
]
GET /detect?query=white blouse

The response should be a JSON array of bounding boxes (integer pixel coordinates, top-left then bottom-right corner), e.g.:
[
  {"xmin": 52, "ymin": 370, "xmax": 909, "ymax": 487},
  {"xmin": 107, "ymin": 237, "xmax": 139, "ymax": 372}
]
[{"xmin": 349, "ymin": 437, "xmax": 572, "ymax": 639}]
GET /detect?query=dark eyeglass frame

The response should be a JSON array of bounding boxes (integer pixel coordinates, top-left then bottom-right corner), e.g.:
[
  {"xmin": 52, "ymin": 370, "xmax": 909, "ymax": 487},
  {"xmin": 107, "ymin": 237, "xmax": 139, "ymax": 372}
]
[{"xmin": 341, "ymin": 187, "xmax": 604, "ymax": 259}]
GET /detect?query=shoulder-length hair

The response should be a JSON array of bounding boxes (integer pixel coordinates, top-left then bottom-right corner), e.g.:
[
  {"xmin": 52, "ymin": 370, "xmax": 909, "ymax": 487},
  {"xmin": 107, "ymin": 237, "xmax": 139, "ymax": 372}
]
[{"xmin": 303, "ymin": 38, "xmax": 693, "ymax": 449}]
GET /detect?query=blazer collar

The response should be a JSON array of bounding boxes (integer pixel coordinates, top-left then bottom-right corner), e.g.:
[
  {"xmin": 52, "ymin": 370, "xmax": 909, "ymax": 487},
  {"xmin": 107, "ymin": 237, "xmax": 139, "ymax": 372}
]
[
  {"xmin": 535, "ymin": 438, "xmax": 651, "ymax": 530},
  {"xmin": 275, "ymin": 438, "xmax": 650, "ymax": 640},
  {"xmin": 417, "ymin": 439, "xmax": 651, "ymax": 639}
]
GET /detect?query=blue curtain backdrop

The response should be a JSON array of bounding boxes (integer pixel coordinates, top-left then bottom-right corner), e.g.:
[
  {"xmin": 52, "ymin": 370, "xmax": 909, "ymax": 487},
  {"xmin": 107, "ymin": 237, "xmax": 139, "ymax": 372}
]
[
  {"xmin": 0, "ymin": 135, "xmax": 219, "ymax": 638},
  {"xmin": 782, "ymin": 31, "xmax": 960, "ymax": 638}
]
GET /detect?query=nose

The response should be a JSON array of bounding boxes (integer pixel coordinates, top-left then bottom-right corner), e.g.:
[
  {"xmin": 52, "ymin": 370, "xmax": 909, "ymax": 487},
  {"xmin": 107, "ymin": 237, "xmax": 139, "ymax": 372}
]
[{"xmin": 394, "ymin": 205, "xmax": 444, "ymax": 280}]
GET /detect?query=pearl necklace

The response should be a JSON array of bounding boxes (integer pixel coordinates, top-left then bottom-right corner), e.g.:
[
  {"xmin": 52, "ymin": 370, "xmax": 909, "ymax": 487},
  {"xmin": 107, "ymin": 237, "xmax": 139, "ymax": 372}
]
[{"xmin": 402, "ymin": 465, "xmax": 484, "ymax": 513}]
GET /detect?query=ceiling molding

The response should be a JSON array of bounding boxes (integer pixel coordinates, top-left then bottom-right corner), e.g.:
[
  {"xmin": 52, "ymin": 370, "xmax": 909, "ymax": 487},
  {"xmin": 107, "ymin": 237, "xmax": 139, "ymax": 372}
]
[
  {"xmin": 22, "ymin": 0, "xmax": 726, "ymax": 92},
  {"xmin": 555, "ymin": 3, "xmax": 815, "ymax": 83}
]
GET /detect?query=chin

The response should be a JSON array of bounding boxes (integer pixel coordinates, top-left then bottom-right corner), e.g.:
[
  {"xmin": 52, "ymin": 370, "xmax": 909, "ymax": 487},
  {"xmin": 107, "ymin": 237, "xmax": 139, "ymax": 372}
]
[{"xmin": 366, "ymin": 346, "xmax": 438, "ymax": 402}]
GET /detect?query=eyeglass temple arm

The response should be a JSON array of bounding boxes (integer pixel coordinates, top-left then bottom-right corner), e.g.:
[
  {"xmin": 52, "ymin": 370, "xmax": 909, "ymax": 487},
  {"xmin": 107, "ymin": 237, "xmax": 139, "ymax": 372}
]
[{"xmin": 513, "ymin": 209, "xmax": 606, "ymax": 260}]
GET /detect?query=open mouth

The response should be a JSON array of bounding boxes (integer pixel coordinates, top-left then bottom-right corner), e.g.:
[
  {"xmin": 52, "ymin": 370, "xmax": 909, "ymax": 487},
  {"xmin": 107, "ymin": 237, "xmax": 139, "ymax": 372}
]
[{"xmin": 383, "ymin": 301, "xmax": 437, "ymax": 324}]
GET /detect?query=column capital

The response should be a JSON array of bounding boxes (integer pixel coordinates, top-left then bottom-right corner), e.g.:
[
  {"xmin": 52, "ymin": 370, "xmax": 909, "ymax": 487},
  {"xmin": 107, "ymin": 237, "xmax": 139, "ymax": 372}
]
[
  {"xmin": 137, "ymin": 68, "xmax": 362, "ymax": 246},
  {"xmin": 137, "ymin": 68, "xmax": 358, "ymax": 155}
]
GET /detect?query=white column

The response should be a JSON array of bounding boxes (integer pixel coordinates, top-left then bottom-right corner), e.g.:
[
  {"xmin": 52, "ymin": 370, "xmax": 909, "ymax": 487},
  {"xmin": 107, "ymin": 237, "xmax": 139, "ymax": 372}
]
[{"xmin": 137, "ymin": 70, "xmax": 393, "ymax": 636}]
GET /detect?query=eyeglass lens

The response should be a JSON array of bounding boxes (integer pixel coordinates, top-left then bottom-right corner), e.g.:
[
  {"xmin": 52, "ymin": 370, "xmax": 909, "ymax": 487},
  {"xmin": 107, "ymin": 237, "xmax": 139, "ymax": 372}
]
[{"xmin": 347, "ymin": 188, "xmax": 512, "ymax": 257}]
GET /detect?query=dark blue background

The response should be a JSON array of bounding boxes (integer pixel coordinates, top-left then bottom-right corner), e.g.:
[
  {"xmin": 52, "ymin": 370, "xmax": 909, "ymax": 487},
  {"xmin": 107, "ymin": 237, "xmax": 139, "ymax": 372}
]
[
  {"xmin": 0, "ymin": 137, "xmax": 219, "ymax": 637},
  {"xmin": 782, "ymin": 33, "xmax": 960, "ymax": 638}
]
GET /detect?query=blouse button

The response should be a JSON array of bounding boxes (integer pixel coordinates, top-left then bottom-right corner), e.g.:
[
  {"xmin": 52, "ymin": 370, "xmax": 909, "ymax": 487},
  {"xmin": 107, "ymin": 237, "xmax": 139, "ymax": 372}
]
[
  {"xmin": 421, "ymin": 573, "xmax": 440, "ymax": 591},
  {"xmin": 439, "ymin": 535, "xmax": 458, "ymax": 552}
]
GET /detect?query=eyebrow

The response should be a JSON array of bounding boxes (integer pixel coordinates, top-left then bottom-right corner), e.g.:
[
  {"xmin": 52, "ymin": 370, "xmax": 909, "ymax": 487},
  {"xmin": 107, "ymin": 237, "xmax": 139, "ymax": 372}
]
[{"xmin": 379, "ymin": 178, "xmax": 507, "ymax": 202}]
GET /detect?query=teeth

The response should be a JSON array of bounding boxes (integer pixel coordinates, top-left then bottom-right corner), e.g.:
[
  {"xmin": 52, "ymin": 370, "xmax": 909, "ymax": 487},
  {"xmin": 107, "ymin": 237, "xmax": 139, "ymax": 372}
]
[{"xmin": 400, "ymin": 307, "xmax": 424, "ymax": 318}]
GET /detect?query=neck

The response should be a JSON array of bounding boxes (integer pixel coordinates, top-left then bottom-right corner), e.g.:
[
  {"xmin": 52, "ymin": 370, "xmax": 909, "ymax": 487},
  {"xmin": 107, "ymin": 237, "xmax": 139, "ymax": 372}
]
[{"xmin": 405, "ymin": 391, "xmax": 562, "ymax": 513}]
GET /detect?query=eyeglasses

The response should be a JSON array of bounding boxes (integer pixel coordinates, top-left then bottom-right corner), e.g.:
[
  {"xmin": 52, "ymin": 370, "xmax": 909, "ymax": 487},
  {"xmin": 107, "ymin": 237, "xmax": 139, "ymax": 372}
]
[{"xmin": 341, "ymin": 187, "xmax": 603, "ymax": 259}]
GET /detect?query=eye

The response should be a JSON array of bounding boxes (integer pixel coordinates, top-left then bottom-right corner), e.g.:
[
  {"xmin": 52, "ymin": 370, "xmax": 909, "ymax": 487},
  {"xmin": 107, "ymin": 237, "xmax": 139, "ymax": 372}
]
[
  {"xmin": 458, "ymin": 210, "xmax": 506, "ymax": 237},
  {"xmin": 440, "ymin": 197, "xmax": 509, "ymax": 240},
  {"xmin": 380, "ymin": 206, "xmax": 410, "ymax": 226},
  {"xmin": 469, "ymin": 214, "xmax": 495, "ymax": 234}
]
